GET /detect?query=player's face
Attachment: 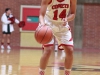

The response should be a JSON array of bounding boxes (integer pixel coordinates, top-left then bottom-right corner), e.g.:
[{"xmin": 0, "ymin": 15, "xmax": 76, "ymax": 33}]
[{"xmin": 6, "ymin": 10, "xmax": 11, "ymax": 15}]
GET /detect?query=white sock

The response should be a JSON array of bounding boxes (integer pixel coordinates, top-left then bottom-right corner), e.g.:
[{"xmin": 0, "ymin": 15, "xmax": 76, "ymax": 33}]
[
  {"xmin": 65, "ymin": 69, "xmax": 71, "ymax": 75},
  {"xmin": 39, "ymin": 68, "xmax": 45, "ymax": 75},
  {"xmin": 65, "ymin": 69, "xmax": 71, "ymax": 71}
]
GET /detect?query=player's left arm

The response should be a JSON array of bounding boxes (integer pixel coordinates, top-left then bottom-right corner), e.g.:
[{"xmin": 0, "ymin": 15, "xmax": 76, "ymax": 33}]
[{"xmin": 67, "ymin": 0, "xmax": 77, "ymax": 22}]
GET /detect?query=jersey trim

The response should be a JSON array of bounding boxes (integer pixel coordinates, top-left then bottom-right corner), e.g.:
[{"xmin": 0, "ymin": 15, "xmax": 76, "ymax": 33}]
[
  {"xmin": 57, "ymin": 0, "xmax": 64, "ymax": 2},
  {"xmin": 48, "ymin": 0, "xmax": 52, "ymax": 4},
  {"xmin": 58, "ymin": 44, "xmax": 73, "ymax": 50}
]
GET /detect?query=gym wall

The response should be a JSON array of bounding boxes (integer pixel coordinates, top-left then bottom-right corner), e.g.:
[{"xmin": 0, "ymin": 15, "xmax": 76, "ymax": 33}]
[
  {"xmin": 0, "ymin": 0, "xmax": 41, "ymax": 47},
  {"xmin": 0, "ymin": 0, "xmax": 100, "ymax": 49}
]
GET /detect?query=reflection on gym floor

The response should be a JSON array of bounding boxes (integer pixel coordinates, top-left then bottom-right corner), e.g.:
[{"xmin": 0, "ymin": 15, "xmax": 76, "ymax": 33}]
[
  {"xmin": 0, "ymin": 49, "xmax": 20, "ymax": 75},
  {"xmin": 0, "ymin": 49, "xmax": 100, "ymax": 75}
]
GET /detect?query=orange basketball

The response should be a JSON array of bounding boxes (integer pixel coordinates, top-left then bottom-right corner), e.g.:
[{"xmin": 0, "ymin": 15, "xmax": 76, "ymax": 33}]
[{"xmin": 35, "ymin": 25, "xmax": 53, "ymax": 44}]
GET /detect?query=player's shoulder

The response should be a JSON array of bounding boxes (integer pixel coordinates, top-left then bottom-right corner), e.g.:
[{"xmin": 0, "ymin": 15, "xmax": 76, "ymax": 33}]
[
  {"xmin": 70, "ymin": 0, "xmax": 77, "ymax": 3},
  {"xmin": 42, "ymin": 0, "xmax": 51, "ymax": 4}
]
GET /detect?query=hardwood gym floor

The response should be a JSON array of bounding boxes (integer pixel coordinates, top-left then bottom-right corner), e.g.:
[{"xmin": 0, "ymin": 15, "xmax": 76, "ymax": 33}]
[{"xmin": 0, "ymin": 49, "xmax": 100, "ymax": 75}]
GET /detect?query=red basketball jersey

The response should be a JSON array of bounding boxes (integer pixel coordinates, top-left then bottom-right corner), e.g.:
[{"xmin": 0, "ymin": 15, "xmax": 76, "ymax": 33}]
[{"xmin": 45, "ymin": 0, "xmax": 70, "ymax": 23}]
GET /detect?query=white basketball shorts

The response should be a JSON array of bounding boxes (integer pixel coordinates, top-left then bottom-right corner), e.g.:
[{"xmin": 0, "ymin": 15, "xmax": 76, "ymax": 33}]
[{"xmin": 39, "ymin": 18, "xmax": 74, "ymax": 49}]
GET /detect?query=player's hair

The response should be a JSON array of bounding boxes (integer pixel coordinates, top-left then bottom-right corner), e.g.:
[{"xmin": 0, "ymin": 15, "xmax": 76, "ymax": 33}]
[{"xmin": 5, "ymin": 8, "xmax": 11, "ymax": 12}]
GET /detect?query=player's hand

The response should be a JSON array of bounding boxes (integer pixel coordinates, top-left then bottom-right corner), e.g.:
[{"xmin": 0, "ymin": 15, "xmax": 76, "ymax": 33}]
[
  {"xmin": 62, "ymin": 18, "xmax": 68, "ymax": 26},
  {"xmin": 38, "ymin": 23, "xmax": 46, "ymax": 28},
  {"xmin": 40, "ymin": 23, "xmax": 45, "ymax": 26},
  {"xmin": 39, "ymin": 21, "xmax": 46, "ymax": 26}
]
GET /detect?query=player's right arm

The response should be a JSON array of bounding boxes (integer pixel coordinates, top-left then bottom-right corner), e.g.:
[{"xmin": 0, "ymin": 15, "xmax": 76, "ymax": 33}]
[{"xmin": 39, "ymin": 0, "xmax": 50, "ymax": 25}]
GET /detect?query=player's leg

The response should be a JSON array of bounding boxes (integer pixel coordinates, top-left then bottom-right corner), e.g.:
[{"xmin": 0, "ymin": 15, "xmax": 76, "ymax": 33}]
[
  {"xmin": 7, "ymin": 34, "xmax": 11, "ymax": 49},
  {"xmin": 1, "ymin": 33, "xmax": 6, "ymax": 49},
  {"xmin": 62, "ymin": 45, "xmax": 73, "ymax": 75},
  {"xmin": 39, "ymin": 45, "xmax": 54, "ymax": 75},
  {"xmin": 54, "ymin": 25, "xmax": 73, "ymax": 75}
]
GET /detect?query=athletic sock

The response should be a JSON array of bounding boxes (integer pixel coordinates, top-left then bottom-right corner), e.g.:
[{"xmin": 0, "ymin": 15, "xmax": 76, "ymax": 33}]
[
  {"xmin": 39, "ymin": 68, "xmax": 45, "ymax": 75},
  {"xmin": 1, "ymin": 42, "xmax": 4, "ymax": 45},
  {"xmin": 7, "ymin": 43, "xmax": 10, "ymax": 45},
  {"xmin": 65, "ymin": 69, "xmax": 71, "ymax": 75}
]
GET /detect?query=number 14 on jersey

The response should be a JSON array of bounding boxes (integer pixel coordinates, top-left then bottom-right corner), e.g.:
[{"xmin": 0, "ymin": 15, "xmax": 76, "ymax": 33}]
[{"xmin": 53, "ymin": 9, "xmax": 66, "ymax": 20}]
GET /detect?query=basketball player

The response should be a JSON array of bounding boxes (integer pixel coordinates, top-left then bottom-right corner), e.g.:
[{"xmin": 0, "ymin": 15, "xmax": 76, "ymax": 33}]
[
  {"xmin": 1, "ymin": 8, "xmax": 19, "ymax": 50},
  {"xmin": 39, "ymin": 0, "xmax": 77, "ymax": 75}
]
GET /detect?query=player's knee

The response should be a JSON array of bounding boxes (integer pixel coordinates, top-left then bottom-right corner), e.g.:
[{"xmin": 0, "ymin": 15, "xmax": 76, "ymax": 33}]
[
  {"xmin": 64, "ymin": 46, "xmax": 73, "ymax": 56},
  {"xmin": 44, "ymin": 46, "xmax": 53, "ymax": 56},
  {"xmin": 68, "ymin": 48, "xmax": 73, "ymax": 56}
]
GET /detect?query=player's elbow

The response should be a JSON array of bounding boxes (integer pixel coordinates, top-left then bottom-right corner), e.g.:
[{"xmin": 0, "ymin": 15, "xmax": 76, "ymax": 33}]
[
  {"xmin": 68, "ymin": 14, "xmax": 76, "ymax": 21},
  {"xmin": 71, "ymin": 10, "xmax": 76, "ymax": 17},
  {"xmin": 39, "ymin": 14, "xmax": 44, "ymax": 20},
  {"xmin": 39, "ymin": 10, "xmax": 46, "ymax": 20},
  {"xmin": 71, "ymin": 14, "xmax": 75, "ymax": 20}
]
